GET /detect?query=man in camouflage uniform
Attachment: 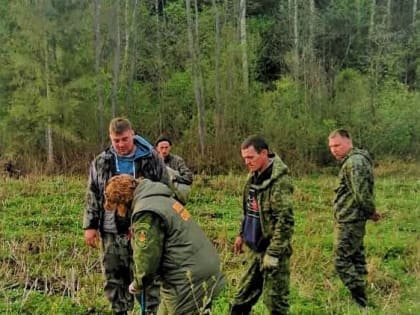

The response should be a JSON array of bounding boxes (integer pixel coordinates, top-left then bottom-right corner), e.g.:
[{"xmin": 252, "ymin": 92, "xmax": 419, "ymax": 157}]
[
  {"xmin": 155, "ymin": 136, "xmax": 193, "ymax": 202},
  {"xmin": 83, "ymin": 117, "xmax": 169, "ymax": 315},
  {"xmin": 328, "ymin": 129, "xmax": 381, "ymax": 308},
  {"xmin": 230, "ymin": 135, "xmax": 294, "ymax": 315},
  {"xmin": 104, "ymin": 175, "xmax": 225, "ymax": 315}
]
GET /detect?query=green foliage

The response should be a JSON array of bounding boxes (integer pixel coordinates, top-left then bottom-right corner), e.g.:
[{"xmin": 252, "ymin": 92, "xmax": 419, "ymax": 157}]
[
  {"xmin": 259, "ymin": 76, "xmax": 330, "ymax": 172},
  {"xmin": 0, "ymin": 0, "xmax": 419, "ymax": 172}
]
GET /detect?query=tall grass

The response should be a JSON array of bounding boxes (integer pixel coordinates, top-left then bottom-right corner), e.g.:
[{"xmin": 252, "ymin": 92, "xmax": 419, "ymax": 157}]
[{"xmin": 0, "ymin": 163, "xmax": 419, "ymax": 314}]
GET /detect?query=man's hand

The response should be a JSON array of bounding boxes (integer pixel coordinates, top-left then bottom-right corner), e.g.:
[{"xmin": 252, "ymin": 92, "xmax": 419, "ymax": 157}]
[
  {"xmin": 369, "ymin": 211, "xmax": 381, "ymax": 222},
  {"xmin": 234, "ymin": 236, "xmax": 244, "ymax": 255},
  {"xmin": 262, "ymin": 254, "xmax": 279, "ymax": 270},
  {"xmin": 84, "ymin": 229, "xmax": 99, "ymax": 248},
  {"xmin": 129, "ymin": 281, "xmax": 141, "ymax": 295}
]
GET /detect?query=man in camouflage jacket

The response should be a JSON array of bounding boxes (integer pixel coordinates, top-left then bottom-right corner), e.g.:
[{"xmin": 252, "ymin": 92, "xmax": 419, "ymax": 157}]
[
  {"xmin": 83, "ymin": 117, "xmax": 169, "ymax": 315},
  {"xmin": 155, "ymin": 136, "xmax": 193, "ymax": 202},
  {"xmin": 328, "ymin": 129, "xmax": 381, "ymax": 308},
  {"xmin": 231, "ymin": 135, "xmax": 294, "ymax": 315}
]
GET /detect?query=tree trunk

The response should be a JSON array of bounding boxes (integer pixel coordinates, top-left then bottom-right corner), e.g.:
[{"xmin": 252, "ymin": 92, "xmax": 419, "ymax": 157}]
[
  {"xmin": 45, "ymin": 35, "xmax": 54, "ymax": 169},
  {"xmin": 288, "ymin": 0, "xmax": 292, "ymax": 32},
  {"xmin": 369, "ymin": 0, "xmax": 376, "ymax": 40},
  {"xmin": 124, "ymin": 0, "xmax": 129, "ymax": 69},
  {"xmin": 293, "ymin": 0, "xmax": 299, "ymax": 78},
  {"xmin": 239, "ymin": 0, "xmax": 248, "ymax": 92},
  {"xmin": 369, "ymin": 0, "xmax": 377, "ymax": 119},
  {"xmin": 156, "ymin": 0, "xmax": 165, "ymax": 134},
  {"xmin": 212, "ymin": 0, "xmax": 223, "ymax": 140},
  {"xmin": 94, "ymin": 0, "xmax": 104, "ymax": 146},
  {"xmin": 413, "ymin": 0, "xmax": 418, "ymax": 24},
  {"xmin": 303, "ymin": 0, "xmax": 315, "ymax": 107},
  {"xmin": 186, "ymin": 0, "xmax": 206, "ymax": 156},
  {"xmin": 308, "ymin": 0, "xmax": 314, "ymax": 56},
  {"xmin": 125, "ymin": 0, "xmax": 139, "ymax": 112},
  {"xmin": 111, "ymin": 0, "xmax": 121, "ymax": 117},
  {"xmin": 387, "ymin": 0, "xmax": 392, "ymax": 29}
]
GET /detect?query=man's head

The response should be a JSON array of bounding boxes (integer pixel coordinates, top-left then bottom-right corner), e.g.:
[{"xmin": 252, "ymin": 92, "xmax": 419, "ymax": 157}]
[
  {"xmin": 328, "ymin": 129, "xmax": 353, "ymax": 161},
  {"xmin": 155, "ymin": 137, "xmax": 172, "ymax": 159},
  {"xmin": 104, "ymin": 174, "xmax": 139, "ymax": 217},
  {"xmin": 109, "ymin": 117, "xmax": 135, "ymax": 156},
  {"xmin": 240, "ymin": 135, "xmax": 270, "ymax": 173}
]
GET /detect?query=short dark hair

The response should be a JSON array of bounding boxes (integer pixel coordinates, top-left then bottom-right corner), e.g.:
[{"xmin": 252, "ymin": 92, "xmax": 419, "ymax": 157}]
[
  {"xmin": 329, "ymin": 128, "xmax": 351, "ymax": 139},
  {"xmin": 155, "ymin": 136, "xmax": 172, "ymax": 146},
  {"xmin": 109, "ymin": 117, "xmax": 132, "ymax": 135},
  {"xmin": 241, "ymin": 135, "xmax": 269, "ymax": 153}
]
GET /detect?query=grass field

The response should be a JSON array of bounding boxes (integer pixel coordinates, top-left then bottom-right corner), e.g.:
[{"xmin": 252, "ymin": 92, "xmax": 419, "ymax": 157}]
[{"xmin": 0, "ymin": 162, "xmax": 419, "ymax": 314}]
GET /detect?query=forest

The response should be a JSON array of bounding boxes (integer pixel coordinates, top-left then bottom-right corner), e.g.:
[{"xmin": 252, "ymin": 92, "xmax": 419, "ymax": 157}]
[
  {"xmin": 0, "ymin": 0, "xmax": 419, "ymax": 174},
  {"xmin": 1, "ymin": 2, "xmax": 420, "ymax": 314}
]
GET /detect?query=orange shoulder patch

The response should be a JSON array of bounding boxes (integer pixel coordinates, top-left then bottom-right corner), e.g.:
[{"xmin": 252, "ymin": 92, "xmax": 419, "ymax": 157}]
[{"xmin": 172, "ymin": 201, "xmax": 191, "ymax": 221}]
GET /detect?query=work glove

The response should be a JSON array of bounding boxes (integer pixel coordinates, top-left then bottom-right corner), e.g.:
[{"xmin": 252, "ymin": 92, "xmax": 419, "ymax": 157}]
[{"xmin": 262, "ymin": 254, "xmax": 279, "ymax": 270}]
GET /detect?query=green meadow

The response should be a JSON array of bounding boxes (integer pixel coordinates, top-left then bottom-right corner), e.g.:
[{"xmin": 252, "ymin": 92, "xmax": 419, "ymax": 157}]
[{"xmin": 0, "ymin": 163, "xmax": 419, "ymax": 315}]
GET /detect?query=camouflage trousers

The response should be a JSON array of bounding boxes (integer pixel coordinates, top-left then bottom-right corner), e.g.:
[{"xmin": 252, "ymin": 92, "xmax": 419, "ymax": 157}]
[
  {"xmin": 102, "ymin": 233, "xmax": 160, "ymax": 313},
  {"xmin": 334, "ymin": 221, "xmax": 368, "ymax": 290},
  {"xmin": 231, "ymin": 251, "xmax": 290, "ymax": 315}
]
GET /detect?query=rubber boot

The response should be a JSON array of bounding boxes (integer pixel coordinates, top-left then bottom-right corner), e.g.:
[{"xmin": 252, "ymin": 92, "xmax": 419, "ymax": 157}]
[{"xmin": 350, "ymin": 286, "xmax": 367, "ymax": 308}]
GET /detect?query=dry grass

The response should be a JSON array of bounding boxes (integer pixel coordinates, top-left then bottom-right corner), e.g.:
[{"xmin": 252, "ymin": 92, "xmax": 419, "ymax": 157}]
[{"xmin": 0, "ymin": 167, "xmax": 419, "ymax": 314}]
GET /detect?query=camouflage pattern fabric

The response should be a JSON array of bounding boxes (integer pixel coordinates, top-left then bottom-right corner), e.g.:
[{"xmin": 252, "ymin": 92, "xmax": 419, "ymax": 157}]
[
  {"xmin": 333, "ymin": 148, "xmax": 375, "ymax": 223},
  {"xmin": 333, "ymin": 148, "xmax": 375, "ymax": 294},
  {"xmin": 335, "ymin": 221, "xmax": 367, "ymax": 290},
  {"xmin": 166, "ymin": 166, "xmax": 191, "ymax": 202},
  {"xmin": 240, "ymin": 154, "xmax": 294, "ymax": 258},
  {"xmin": 101, "ymin": 232, "xmax": 161, "ymax": 314},
  {"xmin": 233, "ymin": 153, "xmax": 294, "ymax": 314},
  {"xmin": 101, "ymin": 233, "xmax": 134, "ymax": 313},
  {"xmin": 231, "ymin": 251, "xmax": 290, "ymax": 315},
  {"xmin": 84, "ymin": 139, "xmax": 168, "ymax": 314},
  {"xmin": 84, "ymin": 143, "xmax": 169, "ymax": 233},
  {"xmin": 163, "ymin": 153, "xmax": 193, "ymax": 185},
  {"xmin": 132, "ymin": 211, "xmax": 222, "ymax": 315},
  {"xmin": 130, "ymin": 180, "xmax": 225, "ymax": 315},
  {"xmin": 131, "ymin": 214, "xmax": 164, "ymax": 292}
]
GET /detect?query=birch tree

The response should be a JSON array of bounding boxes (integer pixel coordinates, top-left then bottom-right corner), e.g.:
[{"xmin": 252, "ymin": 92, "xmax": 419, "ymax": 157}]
[
  {"xmin": 125, "ymin": 0, "xmax": 139, "ymax": 112},
  {"xmin": 239, "ymin": 0, "xmax": 249, "ymax": 92},
  {"xmin": 293, "ymin": 0, "xmax": 299, "ymax": 78},
  {"xmin": 111, "ymin": 0, "xmax": 121, "ymax": 116},
  {"xmin": 45, "ymin": 35, "xmax": 54, "ymax": 169},
  {"xmin": 186, "ymin": 0, "xmax": 206, "ymax": 155},
  {"xmin": 94, "ymin": 0, "xmax": 104, "ymax": 146},
  {"xmin": 212, "ymin": 0, "xmax": 224, "ymax": 141},
  {"xmin": 387, "ymin": 0, "xmax": 392, "ymax": 29}
]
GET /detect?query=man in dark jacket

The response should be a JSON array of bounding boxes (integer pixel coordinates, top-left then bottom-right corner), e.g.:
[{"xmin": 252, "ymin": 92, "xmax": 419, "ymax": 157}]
[
  {"xmin": 230, "ymin": 135, "xmax": 294, "ymax": 315},
  {"xmin": 83, "ymin": 117, "xmax": 169, "ymax": 315},
  {"xmin": 104, "ymin": 175, "xmax": 225, "ymax": 315},
  {"xmin": 155, "ymin": 136, "xmax": 193, "ymax": 202},
  {"xmin": 328, "ymin": 129, "xmax": 381, "ymax": 308}
]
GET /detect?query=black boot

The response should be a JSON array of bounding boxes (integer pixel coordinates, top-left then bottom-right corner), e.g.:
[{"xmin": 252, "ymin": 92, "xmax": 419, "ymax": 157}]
[
  {"xmin": 350, "ymin": 286, "xmax": 367, "ymax": 308},
  {"xmin": 229, "ymin": 304, "xmax": 251, "ymax": 315}
]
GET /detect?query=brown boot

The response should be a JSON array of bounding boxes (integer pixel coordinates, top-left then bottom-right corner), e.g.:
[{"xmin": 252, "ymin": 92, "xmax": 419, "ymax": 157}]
[{"xmin": 350, "ymin": 286, "xmax": 367, "ymax": 308}]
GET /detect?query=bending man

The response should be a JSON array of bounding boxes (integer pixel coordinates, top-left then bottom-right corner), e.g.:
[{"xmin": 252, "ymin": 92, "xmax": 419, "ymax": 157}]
[{"xmin": 104, "ymin": 174, "xmax": 225, "ymax": 315}]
